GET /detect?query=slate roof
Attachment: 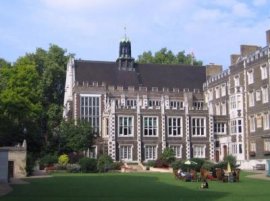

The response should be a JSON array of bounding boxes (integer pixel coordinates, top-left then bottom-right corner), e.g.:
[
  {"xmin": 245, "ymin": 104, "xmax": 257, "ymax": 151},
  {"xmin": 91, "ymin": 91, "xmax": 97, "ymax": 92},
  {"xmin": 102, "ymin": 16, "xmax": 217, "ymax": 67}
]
[{"xmin": 74, "ymin": 60, "xmax": 206, "ymax": 90}]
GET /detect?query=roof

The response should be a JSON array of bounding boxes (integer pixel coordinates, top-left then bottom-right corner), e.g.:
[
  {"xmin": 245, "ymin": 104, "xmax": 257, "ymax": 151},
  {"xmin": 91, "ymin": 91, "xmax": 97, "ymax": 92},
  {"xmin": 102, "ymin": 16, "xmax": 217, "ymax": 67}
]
[{"xmin": 74, "ymin": 60, "xmax": 206, "ymax": 90}]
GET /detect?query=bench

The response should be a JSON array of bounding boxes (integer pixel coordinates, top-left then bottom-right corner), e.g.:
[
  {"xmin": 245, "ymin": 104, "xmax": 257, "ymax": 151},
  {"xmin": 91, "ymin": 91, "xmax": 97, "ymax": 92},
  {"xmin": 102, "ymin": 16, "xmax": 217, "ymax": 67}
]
[{"xmin": 253, "ymin": 164, "xmax": 266, "ymax": 170}]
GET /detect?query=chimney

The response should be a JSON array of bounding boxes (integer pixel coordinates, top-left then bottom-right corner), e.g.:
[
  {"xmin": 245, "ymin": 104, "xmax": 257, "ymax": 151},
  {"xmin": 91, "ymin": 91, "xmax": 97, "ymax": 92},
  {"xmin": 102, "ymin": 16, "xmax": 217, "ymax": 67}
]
[
  {"xmin": 206, "ymin": 63, "xmax": 223, "ymax": 78},
  {"xmin": 266, "ymin": 30, "xmax": 270, "ymax": 45},
  {"xmin": 230, "ymin": 54, "xmax": 240, "ymax": 65},
  {"xmin": 240, "ymin": 45, "xmax": 260, "ymax": 57}
]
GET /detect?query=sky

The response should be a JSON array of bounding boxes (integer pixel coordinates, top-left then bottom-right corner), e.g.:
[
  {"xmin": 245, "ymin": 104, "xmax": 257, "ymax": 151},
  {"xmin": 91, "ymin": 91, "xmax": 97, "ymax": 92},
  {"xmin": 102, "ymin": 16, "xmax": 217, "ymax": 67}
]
[{"xmin": 0, "ymin": 0, "xmax": 270, "ymax": 68}]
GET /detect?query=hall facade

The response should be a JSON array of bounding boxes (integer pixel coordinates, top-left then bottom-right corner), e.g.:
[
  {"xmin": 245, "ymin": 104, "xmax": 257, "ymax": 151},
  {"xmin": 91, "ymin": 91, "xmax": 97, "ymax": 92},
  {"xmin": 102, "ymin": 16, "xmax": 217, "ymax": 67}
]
[{"xmin": 63, "ymin": 30, "xmax": 270, "ymax": 168}]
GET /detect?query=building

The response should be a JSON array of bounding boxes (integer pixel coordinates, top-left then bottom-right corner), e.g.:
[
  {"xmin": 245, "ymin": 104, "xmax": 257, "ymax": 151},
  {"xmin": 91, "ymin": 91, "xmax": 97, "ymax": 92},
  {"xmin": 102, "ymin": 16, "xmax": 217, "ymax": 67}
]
[
  {"xmin": 64, "ymin": 30, "xmax": 270, "ymax": 169},
  {"xmin": 204, "ymin": 30, "xmax": 270, "ymax": 169},
  {"xmin": 63, "ymin": 37, "xmax": 220, "ymax": 162}
]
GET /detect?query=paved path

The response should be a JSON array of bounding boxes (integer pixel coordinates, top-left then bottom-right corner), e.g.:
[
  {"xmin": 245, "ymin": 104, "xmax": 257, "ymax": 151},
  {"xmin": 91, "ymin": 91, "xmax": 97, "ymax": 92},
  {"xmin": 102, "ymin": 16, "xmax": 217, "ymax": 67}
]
[{"xmin": 246, "ymin": 171, "xmax": 270, "ymax": 180}]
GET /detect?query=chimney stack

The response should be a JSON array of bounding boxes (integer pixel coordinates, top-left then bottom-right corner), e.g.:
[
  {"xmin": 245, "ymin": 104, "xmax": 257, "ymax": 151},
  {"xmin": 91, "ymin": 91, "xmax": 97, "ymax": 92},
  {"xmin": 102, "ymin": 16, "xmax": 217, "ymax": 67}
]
[
  {"xmin": 230, "ymin": 54, "xmax": 240, "ymax": 65},
  {"xmin": 240, "ymin": 45, "xmax": 260, "ymax": 57},
  {"xmin": 266, "ymin": 30, "xmax": 270, "ymax": 45}
]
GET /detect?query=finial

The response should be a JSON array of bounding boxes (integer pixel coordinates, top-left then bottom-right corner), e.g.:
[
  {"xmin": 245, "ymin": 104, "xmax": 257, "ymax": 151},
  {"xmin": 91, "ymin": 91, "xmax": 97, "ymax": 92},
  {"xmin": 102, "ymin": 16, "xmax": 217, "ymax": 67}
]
[{"xmin": 124, "ymin": 26, "xmax": 127, "ymax": 40}]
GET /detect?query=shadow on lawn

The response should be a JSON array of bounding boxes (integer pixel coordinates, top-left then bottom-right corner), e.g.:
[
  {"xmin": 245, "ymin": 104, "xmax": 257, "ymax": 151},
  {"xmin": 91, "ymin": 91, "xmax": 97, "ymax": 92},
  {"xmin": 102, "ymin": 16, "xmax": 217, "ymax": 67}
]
[{"xmin": 3, "ymin": 173, "xmax": 229, "ymax": 201}]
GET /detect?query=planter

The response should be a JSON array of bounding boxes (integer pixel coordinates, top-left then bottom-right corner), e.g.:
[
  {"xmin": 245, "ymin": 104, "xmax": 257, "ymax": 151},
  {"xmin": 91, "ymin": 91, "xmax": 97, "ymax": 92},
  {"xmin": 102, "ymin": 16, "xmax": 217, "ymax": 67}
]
[{"xmin": 263, "ymin": 151, "xmax": 270, "ymax": 156}]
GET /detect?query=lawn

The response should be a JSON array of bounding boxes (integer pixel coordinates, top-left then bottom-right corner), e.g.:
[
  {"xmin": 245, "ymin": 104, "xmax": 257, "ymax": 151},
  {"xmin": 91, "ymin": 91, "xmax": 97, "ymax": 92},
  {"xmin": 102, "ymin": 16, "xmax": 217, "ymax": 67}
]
[{"xmin": 1, "ymin": 172, "xmax": 270, "ymax": 201}]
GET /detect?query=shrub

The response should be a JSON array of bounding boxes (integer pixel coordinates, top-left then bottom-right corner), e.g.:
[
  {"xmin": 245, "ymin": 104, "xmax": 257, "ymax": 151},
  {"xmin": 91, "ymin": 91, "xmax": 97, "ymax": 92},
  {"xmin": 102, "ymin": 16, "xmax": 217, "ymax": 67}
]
[
  {"xmin": 66, "ymin": 164, "xmax": 81, "ymax": 173},
  {"xmin": 68, "ymin": 152, "xmax": 84, "ymax": 163},
  {"xmin": 146, "ymin": 160, "xmax": 156, "ymax": 167},
  {"xmin": 97, "ymin": 154, "xmax": 113, "ymax": 172},
  {"xmin": 160, "ymin": 148, "xmax": 175, "ymax": 164},
  {"xmin": 25, "ymin": 153, "xmax": 35, "ymax": 176},
  {"xmin": 39, "ymin": 154, "xmax": 58, "ymax": 168},
  {"xmin": 154, "ymin": 159, "xmax": 169, "ymax": 168},
  {"xmin": 171, "ymin": 160, "xmax": 182, "ymax": 170},
  {"xmin": 224, "ymin": 155, "xmax": 237, "ymax": 168},
  {"xmin": 58, "ymin": 154, "xmax": 69, "ymax": 166},
  {"xmin": 79, "ymin": 157, "xmax": 97, "ymax": 173},
  {"xmin": 202, "ymin": 160, "xmax": 215, "ymax": 171},
  {"xmin": 111, "ymin": 161, "xmax": 123, "ymax": 170}
]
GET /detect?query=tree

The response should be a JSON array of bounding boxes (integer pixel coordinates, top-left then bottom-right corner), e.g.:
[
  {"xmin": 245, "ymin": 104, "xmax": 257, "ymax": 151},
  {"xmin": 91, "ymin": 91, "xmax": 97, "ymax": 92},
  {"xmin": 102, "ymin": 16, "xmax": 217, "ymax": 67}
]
[
  {"xmin": 137, "ymin": 48, "xmax": 203, "ymax": 66},
  {"xmin": 57, "ymin": 120, "xmax": 94, "ymax": 153}
]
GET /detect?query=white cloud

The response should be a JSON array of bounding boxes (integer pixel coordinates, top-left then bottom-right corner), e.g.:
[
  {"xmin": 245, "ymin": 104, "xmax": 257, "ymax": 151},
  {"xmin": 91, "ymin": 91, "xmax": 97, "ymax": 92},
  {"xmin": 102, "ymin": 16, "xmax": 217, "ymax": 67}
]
[
  {"xmin": 40, "ymin": 0, "xmax": 137, "ymax": 10},
  {"xmin": 232, "ymin": 2, "xmax": 254, "ymax": 17},
  {"xmin": 253, "ymin": 0, "xmax": 267, "ymax": 6}
]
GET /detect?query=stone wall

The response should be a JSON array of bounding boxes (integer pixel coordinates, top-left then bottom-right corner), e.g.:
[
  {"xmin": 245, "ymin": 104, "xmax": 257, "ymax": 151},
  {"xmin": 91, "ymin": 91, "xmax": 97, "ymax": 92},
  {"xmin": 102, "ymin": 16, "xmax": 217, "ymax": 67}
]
[
  {"xmin": 8, "ymin": 147, "xmax": 27, "ymax": 178},
  {"xmin": 0, "ymin": 149, "xmax": 8, "ymax": 183}
]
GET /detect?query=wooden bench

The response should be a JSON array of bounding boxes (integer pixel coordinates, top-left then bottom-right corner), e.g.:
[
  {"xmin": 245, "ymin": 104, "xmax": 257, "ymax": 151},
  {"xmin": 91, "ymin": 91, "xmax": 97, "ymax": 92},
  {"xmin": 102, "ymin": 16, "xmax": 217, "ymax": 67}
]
[{"xmin": 253, "ymin": 164, "xmax": 266, "ymax": 170}]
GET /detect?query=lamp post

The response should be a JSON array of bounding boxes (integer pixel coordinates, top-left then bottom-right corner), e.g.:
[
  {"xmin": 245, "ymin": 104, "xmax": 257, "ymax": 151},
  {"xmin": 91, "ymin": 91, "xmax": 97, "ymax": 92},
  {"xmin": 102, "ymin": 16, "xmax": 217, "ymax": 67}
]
[{"xmin": 23, "ymin": 127, "xmax": 27, "ymax": 139}]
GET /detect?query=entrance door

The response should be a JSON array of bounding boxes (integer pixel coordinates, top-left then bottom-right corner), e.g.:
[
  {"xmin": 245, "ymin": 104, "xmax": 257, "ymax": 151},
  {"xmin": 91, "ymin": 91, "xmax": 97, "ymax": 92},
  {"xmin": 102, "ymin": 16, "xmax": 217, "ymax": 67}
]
[
  {"xmin": 215, "ymin": 150, "xmax": 220, "ymax": 162},
  {"xmin": 223, "ymin": 145, "xmax": 228, "ymax": 159},
  {"xmin": 8, "ymin": 161, "xmax": 14, "ymax": 180}
]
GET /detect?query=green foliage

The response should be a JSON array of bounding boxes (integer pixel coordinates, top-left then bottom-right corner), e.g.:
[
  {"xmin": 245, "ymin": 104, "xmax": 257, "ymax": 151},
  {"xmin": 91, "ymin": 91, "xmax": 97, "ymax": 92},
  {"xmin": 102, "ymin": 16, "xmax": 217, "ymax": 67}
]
[
  {"xmin": 111, "ymin": 161, "xmax": 124, "ymax": 170},
  {"xmin": 201, "ymin": 160, "xmax": 215, "ymax": 171},
  {"xmin": 160, "ymin": 147, "xmax": 175, "ymax": 164},
  {"xmin": 145, "ymin": 160, "xmax": 156, "ymax": 167},
  {"xmin": 79, "ymin": 157, "xmax": 97, "ymax": 173},
  {"xmin": 39, "ymin": 154, "xmax": 58, "ymax": 167},
  {"xmin": 171, "ymin": 160, "xmax": 182, "ymax": 170},
  {"xmin": 97, "ymin": 154, "xmax": 113, "ymax": 172},
  {"xmin": 66, "ymin": 163, "xmax": 81, "ymax": 173},
  {"xmin": 58, "ymin": 154, "xmax": 69, "ymax": 166},
  {"xmin": 0, "ymin": 44, "xmax": 70, "ymax": 155},
  {"xmin": 57, "ymin": 120, "xmax": 94, "ymax": 152},
  {"xmin": 223, "ymin": 155, "xmax": 237, "ymax": 168},
  {"xmin": 25, "ymin": 153, "xmax": 36, "ymax": 176},
  {"xmin": 137, "ymin": 48, "xmax": 203, "ymax": 66}
]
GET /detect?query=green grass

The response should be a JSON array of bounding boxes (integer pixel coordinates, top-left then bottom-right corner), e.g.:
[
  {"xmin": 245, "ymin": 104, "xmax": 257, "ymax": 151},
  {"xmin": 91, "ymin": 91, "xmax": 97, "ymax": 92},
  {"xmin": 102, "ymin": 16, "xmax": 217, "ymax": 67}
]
[{"xmin": 1, "ymin": 172, "xmax": 270, "ymax": 201}]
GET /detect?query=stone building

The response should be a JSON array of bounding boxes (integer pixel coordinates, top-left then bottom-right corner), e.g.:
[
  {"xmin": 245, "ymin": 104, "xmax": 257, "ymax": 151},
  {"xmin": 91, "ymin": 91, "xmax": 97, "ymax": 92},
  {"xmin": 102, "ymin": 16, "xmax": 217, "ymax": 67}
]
[
  {"xmin": 64, "ymin": 30, "xmax": 270, "ymax": 168},
  {"xmin": 204, "ymin": 30, "xmax": 270, "ymax": 169},
  {"xmin": 63, "ymin": 38, "xmax": 219, "ymax": 162}
]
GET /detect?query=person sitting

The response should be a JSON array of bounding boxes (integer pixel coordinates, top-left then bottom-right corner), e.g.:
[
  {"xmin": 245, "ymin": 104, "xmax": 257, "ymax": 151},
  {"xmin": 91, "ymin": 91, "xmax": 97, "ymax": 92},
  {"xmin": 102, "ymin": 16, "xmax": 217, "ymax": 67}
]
[{"xmin": 201, "ymin": 179, "xmax": 209, "ymax": 189}]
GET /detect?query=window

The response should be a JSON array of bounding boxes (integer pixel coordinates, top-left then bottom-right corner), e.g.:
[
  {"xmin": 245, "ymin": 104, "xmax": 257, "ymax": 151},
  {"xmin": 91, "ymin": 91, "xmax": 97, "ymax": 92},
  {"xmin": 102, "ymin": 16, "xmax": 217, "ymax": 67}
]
[
  {"xmin": 249, "ymin": 116, "xmax": 255, "ymax": 132},
  {"xmin": 144, "ymin": 145, "xmax": 157, "ymax": 160},
  {"xmin": 261, "ymin": 86, "xmax": 269, "ymax": 103},
  {"xmin": 247, "ymin": 70, "xmax": 254, "ymax": 84},
  {"xmin": 167, "ymin": 117, "xmax": 182, "ymax": 136},
  {"xmin": 191, "ymin": 117, "xmax": 206, "ymax": 136},
  {"xmin": 250, "ymin": 142, "xmax": 256, "ymax": 152},
  {"xmin": 221, "ymin": 84, "xmax": 226, "ymax": 97},
  {"xmin": 234, "ymin": 76, "xmax": 240, "ymax": 87},
  {"xmin": 261, "ymin": 65, "xmax": 268, "ymax": 80},
  {"xmin": 193, "ymin": 101, "xmax": 204, "ymax": 110},
  {"xmin": 256, "ymin": 90, "xmax": 261, "ymax": 101},
  {"xmin": 148, "ymin": 100, "xmax": 160, "ymax": 107},
  {"xmin": 264, "ymin": 140, "xmax": 270, "ymax": 151},
  {"xmin": 239, "ymin": 144, "xmax": 243, "ymax": 154},
  {"xmin": 89, "ymin": 146, "xmax": 97, "ymax": 158},
  {"xmin": 80, "ymin": 95, "xmax": 100, "ymax": 133},
  {"xmin": 126, "ymin": 99, "xmax": 137, "ymax": 108},
  {"xmin": 215, "ymin": 103, "xmax": 220, "ymax": 115},
  {"xmin": 170, "ymin": 100, "xmax": 183, "ymax": 109},
  {"xmin": 256, "ymin": 114, "xmax": 262, "ymax": 128},
  {"xmin": 215, "ymin": 86, "xmax": 220, "ymax": 99},
  {"xmin": 232, "ymin": 144, "xmax": 237, "ymax": 154},
  {"xmin": 263, "ymin": 113, "xmax": 270, "ymax": 130},
  {"xmin": 192, "ymin": 145, "xmax": 206, "ymax": 158},
  {"xmin": 119, "ymin": 145, "xmax": 132, "ymax": 161},
  {"xmin": 118, "ymin": 116, "xmax": 133, "ymax": 136},
  {"xmin": 221, "ymin": 102, "xmax": 226, "ymax": 115},
  {"xmin": 230, "ymin": 95, "xmax": 236, "ymax": 109},
  {"xmin": 214, "ymin": 122, "xmax": 226, "ymax": 134},
  {"xmin": 230, "ymin": 119, "xmax": 242, "ymax": 134},
  {"xmin": 143, "ymin": 117, "xmax": 158, "ymax": 136},
  {"xmin": 208, "ymin": 89, "xmax": 213, "ymax": 101},
  {"xmin": 170, "ymin": 145, "xmax": 182, "ymax": 158},
  {"xmin": 248, "ymin": 91, "xmax": 255, "ymax": 107}
]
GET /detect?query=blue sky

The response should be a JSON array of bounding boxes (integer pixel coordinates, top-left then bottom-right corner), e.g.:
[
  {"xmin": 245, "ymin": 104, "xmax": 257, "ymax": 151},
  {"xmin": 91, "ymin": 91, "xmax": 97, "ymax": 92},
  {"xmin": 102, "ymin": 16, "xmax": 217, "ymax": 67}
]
[{"xmin": 0, "ymin": 0, "xmax": 270, "ymax": 68}]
